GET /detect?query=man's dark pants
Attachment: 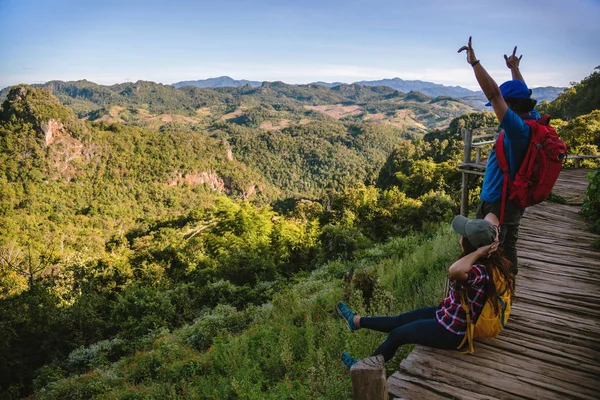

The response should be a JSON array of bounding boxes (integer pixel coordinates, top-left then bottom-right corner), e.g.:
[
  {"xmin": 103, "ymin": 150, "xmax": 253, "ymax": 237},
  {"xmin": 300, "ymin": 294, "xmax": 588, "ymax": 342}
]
[{"xmin": 476, "ymin": 200, "xmax": 525, "ymax": 275}]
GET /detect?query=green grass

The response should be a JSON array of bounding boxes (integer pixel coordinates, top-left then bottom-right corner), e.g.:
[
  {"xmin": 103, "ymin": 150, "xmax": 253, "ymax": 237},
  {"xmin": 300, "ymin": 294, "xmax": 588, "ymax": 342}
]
[{"xmin": 32, "ymin": 226, "xmax": 460, "ymax": 399}]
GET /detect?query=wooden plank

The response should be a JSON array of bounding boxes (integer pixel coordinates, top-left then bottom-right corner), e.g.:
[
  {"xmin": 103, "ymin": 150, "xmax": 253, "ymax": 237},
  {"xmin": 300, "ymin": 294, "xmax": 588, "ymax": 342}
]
[
  {"xmin": 471, "ymin": 140, "xmax": 495, "ymax": 147},
  {"xmin": 513, "ymin": 302, "xmax": 600, "ymax": 331},
  {"xmin": 399, "ymin": 348, "xmax": 564, "ymax": 399},
  {"xmin": 458, "ymin": 169, "xmax": 486, "ymax": 177},
  {"xmin": 459, "ymin": 162, "xmax": 487, "ymax": 169},
  {"xmin": 416, "ymin": 346, "xmax": 599, "ymax": 399},
  {"xmin": 467, "ymin": 342, "xmax": 600, "ymax": 392},
  {"xmin": 388, "ymin": 373, "xmax": 498, "ymax": 400},
  {"xmin": 566, "ymin": 155, "xmax": 600, "ymax": 160},
  {"xmin": 396, "ymin": 351, "xmax": 523, "ymax": 399},
  {"xmin": 477, "ymin": 335, "xmax": 600, "ymax": 375},
  {"xmin": 494, "ymin": 330, "xmax": 600, "ymax": 372},
  {"xmin": 387, "ymin": 374, "xmax": 452, "ymax": 400}
]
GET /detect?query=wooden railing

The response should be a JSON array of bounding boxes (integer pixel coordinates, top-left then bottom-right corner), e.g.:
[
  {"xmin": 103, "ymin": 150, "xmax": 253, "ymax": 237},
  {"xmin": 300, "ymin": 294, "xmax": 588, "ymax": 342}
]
[{"xmin": 458, "ymin": 127, "xmax": 497, "ymax": 216}]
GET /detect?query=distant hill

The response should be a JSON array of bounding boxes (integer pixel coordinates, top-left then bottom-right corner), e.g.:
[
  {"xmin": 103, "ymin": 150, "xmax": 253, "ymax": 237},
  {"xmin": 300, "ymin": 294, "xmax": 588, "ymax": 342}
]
[
  {"xmin": 310, "ymin": 81, "xmax": 345, "ymax": 88},
  {"xmin": 0, "ymin": 79, "xmax": 478, "ymax": 133},
  {"xmin": 454, "ymin": 86, "xmax": 568, "ymax": 109},
  {"xmin": 172, "ymin": 76, "xmax": 565, "ymax": 106},
  {"xmin": 173, "ymin": 76, "xmax": 262, "ymax": 88},
  {"xmin": 172, "ymin": 76, "xmax": 478, "ymax": 98},
  {"xmin": 354, "ymin": 77, "xmax": 477, "ymax": 99},
  {"xmin": 531, "ymin": 86, "xmax": 568, "ymax": 103}
]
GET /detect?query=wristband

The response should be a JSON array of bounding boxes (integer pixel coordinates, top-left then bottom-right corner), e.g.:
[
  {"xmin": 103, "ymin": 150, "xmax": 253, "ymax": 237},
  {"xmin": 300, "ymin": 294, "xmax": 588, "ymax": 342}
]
[{"xmin": 471, "ymin": 60, "xmax": 480, "ymax": 67}]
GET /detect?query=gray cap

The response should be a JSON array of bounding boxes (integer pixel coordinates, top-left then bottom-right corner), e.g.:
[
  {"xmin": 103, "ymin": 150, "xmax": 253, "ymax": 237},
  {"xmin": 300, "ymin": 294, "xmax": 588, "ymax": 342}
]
[{"xmin": 451, "ymin": 215, "xmax": 496, "ymax": 248}]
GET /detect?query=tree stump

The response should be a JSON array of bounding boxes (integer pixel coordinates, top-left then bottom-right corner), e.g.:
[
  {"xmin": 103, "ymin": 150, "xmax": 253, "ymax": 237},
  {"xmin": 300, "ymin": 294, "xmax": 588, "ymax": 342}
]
[{"xmin": 350, "ymin": 354, "xmax": 388, "ymax": 400}]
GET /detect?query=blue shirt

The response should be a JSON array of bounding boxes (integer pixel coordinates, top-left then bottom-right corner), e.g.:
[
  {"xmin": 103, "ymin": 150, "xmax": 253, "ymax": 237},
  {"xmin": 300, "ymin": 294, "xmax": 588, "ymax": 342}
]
[{"xmin": 480, "ymin": 109, "xmax": 539, "ymax": 203}]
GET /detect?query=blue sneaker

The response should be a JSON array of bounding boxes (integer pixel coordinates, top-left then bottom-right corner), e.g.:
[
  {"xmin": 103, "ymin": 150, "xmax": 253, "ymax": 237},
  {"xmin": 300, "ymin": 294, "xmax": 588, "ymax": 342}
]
[
  {"xmin": 341, "ymin": 352, "xmax": 359, "ymax": 370},
  {"xmin": 336, "ymin": 301, "xmax": 358, "ymax": 332}
]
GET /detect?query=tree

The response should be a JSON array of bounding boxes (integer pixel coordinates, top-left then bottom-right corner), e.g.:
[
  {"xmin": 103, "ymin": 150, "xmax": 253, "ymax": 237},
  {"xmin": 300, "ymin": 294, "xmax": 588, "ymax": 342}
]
[{"xmin": 0, "ymin": 241, "xmax": 58, "ymax": 290}]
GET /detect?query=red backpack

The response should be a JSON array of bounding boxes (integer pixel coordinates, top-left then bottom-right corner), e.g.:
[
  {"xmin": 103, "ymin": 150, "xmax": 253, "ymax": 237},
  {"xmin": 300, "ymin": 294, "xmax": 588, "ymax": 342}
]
[{"xmin": 496, "ymin": 114, "xmax": 567, "ymax": 224}]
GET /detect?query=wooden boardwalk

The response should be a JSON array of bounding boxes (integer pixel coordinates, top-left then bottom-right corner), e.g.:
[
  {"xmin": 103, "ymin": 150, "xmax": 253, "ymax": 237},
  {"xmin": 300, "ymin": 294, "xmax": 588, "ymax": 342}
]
[{"xmin": 388, "ymin": 169, "xmax": 600, "ymax": 400}]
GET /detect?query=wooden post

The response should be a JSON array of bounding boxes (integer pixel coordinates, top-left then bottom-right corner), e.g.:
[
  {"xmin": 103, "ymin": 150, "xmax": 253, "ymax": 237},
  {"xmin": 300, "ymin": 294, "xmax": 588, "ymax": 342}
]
[
  {"xmin": 460, "ymin": 128, "xmax": 472, "ymax": 216},
  {"xmin": 350, "ymin": 354, "xmax": 388, "ymax": 400}
]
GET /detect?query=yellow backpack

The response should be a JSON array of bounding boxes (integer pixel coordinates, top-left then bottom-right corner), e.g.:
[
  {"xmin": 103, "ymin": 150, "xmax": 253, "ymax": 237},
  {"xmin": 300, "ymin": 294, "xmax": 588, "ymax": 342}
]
[{"xmin": 457, "ymin": 269, "xmax": 511, "ymax": 354}]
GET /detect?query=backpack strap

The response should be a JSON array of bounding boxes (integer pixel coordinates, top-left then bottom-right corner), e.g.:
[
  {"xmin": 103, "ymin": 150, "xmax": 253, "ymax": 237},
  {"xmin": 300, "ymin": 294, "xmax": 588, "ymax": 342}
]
[
  {"xmin": 457, "ymin": 289, "xmax": 475, "ymax": 354},
  {"xmin": 538, "ymin": 114, "xmax": 551, "ymax": 125},
  {"xmin": 495, "ymin": 131, "xmax": 510, "ymax": 226}
]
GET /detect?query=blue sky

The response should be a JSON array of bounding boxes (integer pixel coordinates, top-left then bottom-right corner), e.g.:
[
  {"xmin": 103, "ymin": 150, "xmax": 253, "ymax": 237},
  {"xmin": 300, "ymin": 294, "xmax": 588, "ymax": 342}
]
[{"xmin": 1, "ymin": 0, "xmax": 599, "ymax": 90}]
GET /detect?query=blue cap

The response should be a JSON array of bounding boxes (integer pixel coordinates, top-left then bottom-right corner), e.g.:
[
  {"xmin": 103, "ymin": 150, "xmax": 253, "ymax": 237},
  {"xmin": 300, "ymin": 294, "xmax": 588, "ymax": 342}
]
[{"xmin": 485, "ymin": 80, "xmax": 532, "ymax": 106}]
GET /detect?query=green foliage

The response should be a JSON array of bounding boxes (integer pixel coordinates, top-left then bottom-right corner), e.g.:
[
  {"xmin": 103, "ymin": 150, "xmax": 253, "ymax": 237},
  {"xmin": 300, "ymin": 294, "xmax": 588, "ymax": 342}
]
[
  {"xmin": 29, "ymin": 223, "xmax": 459, "ymax": 400},
  {"xmin": 66, "ymin": 338, "xmax": 128, "ymax": 373},
  {"xmin": 546, "ymin": 193, "xmax": 568, "ymax": 204},
  {"xmin": 554, "ymin": 110, "xmax": 600, "ymax": 168},
  {"xmin": 217, "ymin": 120, "xmax": 410, "ymax": 198},
  {"xmin": 582, "ymin": 169, "xmax": 600, "ymax": 233},
  {"xmin": 418, "ymin": 191, "xmax": 455, "ymax": 224},
  {"xmin": 445, "ymin": 111, "xmax": 498, "ymax": 138},
  {"xmin": 0, "ymin": 85, "xmax": 85, "ymax": 138},
  {"xmin": 377, "ymin": 139, "xmax": 462, "ymax": 200},
  {"xmin": 111, "ymin": 285, "xmax": 178, "ymax": 339},
  {"xmin": 319, "ymin": 224, "xmax": 373, "ymax": 261},
  {"xmin": 538, "ymin": 67, "xmax": 600, "ymax": 120},
  {"xmin": 178, "ymin": 305, "xmax": 250, "ymax": 351},
  {"xmin": 557, "ymin": 110, "xmax": 600, "ymax": 148}
]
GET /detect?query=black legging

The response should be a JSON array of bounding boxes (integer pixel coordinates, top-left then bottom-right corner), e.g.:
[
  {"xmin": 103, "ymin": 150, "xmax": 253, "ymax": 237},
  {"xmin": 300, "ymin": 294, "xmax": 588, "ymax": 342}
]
[
  {"xmin": 477, "ymin": 200, "xmax": 524, "ymax": 275},
  {"xmin": 360, "ymin": 306, "xmax": 463, "ymax": 362}
]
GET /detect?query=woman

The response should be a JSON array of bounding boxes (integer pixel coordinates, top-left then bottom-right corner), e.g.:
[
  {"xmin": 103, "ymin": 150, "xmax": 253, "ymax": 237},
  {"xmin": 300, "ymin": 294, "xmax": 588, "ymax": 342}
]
[{"xmin": 337, "ymin": 213, "xmax": 515, "ymax": 369}]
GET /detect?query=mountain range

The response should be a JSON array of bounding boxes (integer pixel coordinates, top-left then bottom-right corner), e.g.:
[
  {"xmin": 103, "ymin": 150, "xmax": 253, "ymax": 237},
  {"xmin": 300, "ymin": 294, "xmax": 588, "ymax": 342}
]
[
  {"xmin": 0, "ymin": 78, "xmax": 481, "ymax": 134},
  {"xmin": 171, "ymin": 76, "xmax": 566, "ymax": 107}
]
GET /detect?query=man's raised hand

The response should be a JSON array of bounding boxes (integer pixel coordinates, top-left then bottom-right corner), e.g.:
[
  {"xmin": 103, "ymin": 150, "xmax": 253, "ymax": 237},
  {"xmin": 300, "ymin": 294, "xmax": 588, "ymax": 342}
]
[
  {"xmin": 504, "ymin": 46, "xmax": 523, "ymax": 69},
  {"xmin": 458, "ymin": 36, "xmax": 478, "ymax": 66}
]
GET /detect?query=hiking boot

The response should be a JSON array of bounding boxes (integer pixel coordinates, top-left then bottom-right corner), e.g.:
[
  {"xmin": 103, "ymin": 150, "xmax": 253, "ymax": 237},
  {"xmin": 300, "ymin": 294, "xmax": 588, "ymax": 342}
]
[
  {"xmin": 336, "ymin": 301, "xmax": 358, "ymax": 332},
  {"xmin": 341, "ymin": 352, "xmax": 359, "ymax": 370}
]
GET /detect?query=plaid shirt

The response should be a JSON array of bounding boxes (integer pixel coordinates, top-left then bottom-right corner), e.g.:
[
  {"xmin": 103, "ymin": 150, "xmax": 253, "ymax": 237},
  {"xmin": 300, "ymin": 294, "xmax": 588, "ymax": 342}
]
[{"xmin": 435, "ymin": 264, "xmax": 489, "ymax": 335}]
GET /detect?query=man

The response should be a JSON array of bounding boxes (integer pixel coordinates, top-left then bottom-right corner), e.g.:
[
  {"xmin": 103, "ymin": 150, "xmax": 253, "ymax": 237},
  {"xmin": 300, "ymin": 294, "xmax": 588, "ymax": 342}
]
[{"xmin": 459, "ymin": 37, "xmax": 539, "ymax": 275}]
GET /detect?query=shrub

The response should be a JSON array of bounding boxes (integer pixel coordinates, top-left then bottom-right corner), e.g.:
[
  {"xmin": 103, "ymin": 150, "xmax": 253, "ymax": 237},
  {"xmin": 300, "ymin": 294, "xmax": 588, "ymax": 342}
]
[
  {"xmin": 582, "ymin": 168, "xmax": 600, "ymax": 233},
  {"xmin": 319, "ymin": 225, "xmax": 372, "ymax": 261},
  {"xmin": 110, "ymin": 285, "xmax": 177, "ymax": 340},
  {"xmin": 418, "ymin": 191, "xmax": 455, "ymax": 225},
  {"xmin": 178, "ymin": 304, "xmax": 250, "ymax": 351},
  {"xmin": 66, "ymin": 338, "xmax": 128, "ymax": 373}
]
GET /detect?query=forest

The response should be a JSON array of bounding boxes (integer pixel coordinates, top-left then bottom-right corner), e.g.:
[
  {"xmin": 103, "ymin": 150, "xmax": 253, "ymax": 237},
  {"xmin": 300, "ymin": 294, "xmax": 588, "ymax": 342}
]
[{"xmin": 0, "ymin": 68, "xmax": 599, "ymax": 399}]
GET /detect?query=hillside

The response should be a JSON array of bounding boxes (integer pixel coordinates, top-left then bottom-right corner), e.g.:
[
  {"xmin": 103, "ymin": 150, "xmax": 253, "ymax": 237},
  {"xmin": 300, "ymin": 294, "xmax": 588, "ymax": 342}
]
[
  {"xmin": 0, "ymin": 81, "xmax": 481, "ymax": 202},
  {"xmin": 0, "ymin": 79, "xmax": 479, "ymax": 133},
  {"xmin": 0, "ymin": 85, "xmax": 477, "ymax": 399},
  {"xmin": 538, "ymin": 67, "xmax": 600, "ymax": 120}
]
